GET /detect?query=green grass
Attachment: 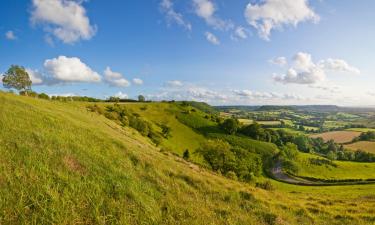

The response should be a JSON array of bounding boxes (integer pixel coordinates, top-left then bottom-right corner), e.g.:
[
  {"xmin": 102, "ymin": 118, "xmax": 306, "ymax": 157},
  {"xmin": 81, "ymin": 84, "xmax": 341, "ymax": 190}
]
[
  {"xmin": 293, "ymin": 153, "xmax": 375, "ymax": 180},
  {"xmin": 347, "ymin": 128, "xmax": 375, "ymax": 132},
  {"xmin": 1, "ymin": 92, "xmax": 375, "ymax": 224},
  {"xmin": 114, "ymin": 102, "xmax": 208, "ymax": 162}
]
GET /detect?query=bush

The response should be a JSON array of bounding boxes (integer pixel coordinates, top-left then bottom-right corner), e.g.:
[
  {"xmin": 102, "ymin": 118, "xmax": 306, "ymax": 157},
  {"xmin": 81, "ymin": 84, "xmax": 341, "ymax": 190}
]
[
  {"xmin": 183, "ymin": 149, "xmax": 190, "ymax": 160},
  {"xmin": 256, "ymin": 181, "xmax": 275, "ymax": 191},
  {"xmin": 38, "ymin": 93, "xmax": 50, "ymax": 100}
]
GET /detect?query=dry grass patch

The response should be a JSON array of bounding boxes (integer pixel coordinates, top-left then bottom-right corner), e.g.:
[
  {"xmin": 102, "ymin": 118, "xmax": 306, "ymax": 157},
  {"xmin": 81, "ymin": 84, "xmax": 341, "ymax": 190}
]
[
  {"xmin": 345, "ymin": 141, "xmax": 375, "ymax": 153},
  {"xmin": 310, "ymin": 131, "xmax": 361, "ymax": 143},
  {"xmin": 63, "ymin": 155, "xmax": 87, "ymax": 175}
]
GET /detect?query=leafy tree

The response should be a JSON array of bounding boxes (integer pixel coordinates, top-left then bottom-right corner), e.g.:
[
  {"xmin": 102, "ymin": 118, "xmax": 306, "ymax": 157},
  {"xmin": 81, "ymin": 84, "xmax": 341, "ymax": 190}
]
[
  {"xmin": 196, "ymin": 140, "xmax": 236, "ymax": 173},
  {"xmin": 294, "ymin": 136, "xmax": 312, "ymax": 153},
  {"xmin": 327, "ymin": 151, "xmax": 337, "ymax": 161},
  {"xmin": 138, "ymin": 95, "xmax": 145, "ymax": 102},
  {"xmin": 240, "ymin": 122, "xmax": 266, "ymax": 141},
  {"xmin": 280, "ymin": 143, "xmax": 299, "ymax": 160},
  {"xmin": 221, "ymin": 118, "xmax": 239, "ymax": 135},
  {"xmin": 2, "ymin": 65, "xmax": 32, "ymax": 93}
]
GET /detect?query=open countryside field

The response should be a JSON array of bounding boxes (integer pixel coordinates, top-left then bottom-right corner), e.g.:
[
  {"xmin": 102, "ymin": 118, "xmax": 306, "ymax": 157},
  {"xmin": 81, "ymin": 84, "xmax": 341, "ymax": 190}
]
[
  {"xmin": 347, "ymin": 128, "xmax": 375, "ymax": 132},
  {"xmin": 345, "ymin": 141, "xmax": 375, "ymax": 154},
  {"xmin": 2, "ymin": 93, "xmax": 375, "ymax": 224},
  {"xmin": 310, "ymin": 131, "xmax": 361, "ymax": 143},
  {"xmin": 293, "ymin": 153, "xmax": 375, "ymax": 180},
  {"xmin": 238, "ymin": 118, "xmax": 253, "ymax": 125},
  {"xmin": 256, "ymin": 120, "xmax": 281, "ymax": 125}
]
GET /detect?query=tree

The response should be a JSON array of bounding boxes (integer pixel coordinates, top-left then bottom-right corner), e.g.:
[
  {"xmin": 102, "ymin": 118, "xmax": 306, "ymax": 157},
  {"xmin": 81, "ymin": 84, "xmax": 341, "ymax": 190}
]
[
  {"xmin": 2, "ymin": 65, "xmax": 32, "ymax": 93},
  {"xmin": 280, "ymin": 143, "xmax": 299, "ymax": 160},
  {"xmin": 294, "ymin": 136, "xmax": 312, "ymax": 153},
  {"xmin": 138, "ymin": 95, "xmax": 145, "ymax": 102},
  {"xmin": 195, "ymin": 140, "xmax": 236, "ymax": 173},
  {"xmin": 221, "ymin": 118, "xmax": 239, "ymax": 135}
]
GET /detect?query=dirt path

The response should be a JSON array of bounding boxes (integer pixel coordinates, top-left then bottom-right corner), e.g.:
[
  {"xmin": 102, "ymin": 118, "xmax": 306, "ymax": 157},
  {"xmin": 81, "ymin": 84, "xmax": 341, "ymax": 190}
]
[{"xmin": 270, "ymin": 161, "xmax": 317, "ymax": 185}]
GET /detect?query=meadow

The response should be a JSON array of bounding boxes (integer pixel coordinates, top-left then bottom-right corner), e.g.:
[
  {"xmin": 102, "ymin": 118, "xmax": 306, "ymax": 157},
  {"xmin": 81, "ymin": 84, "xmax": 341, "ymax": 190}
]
[
  {"xmin": 292, "ymin": 153, "xmax": 375, "ymax": 180},
  {"xmin": 1, "ymin": 92, "xmax": 375, "ymax": 224}
]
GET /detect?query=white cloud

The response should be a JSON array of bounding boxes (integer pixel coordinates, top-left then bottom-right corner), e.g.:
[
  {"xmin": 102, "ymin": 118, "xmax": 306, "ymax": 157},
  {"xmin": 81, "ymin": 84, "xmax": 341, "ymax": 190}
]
[
  {"xmin": 269, "ymin": 57, "xmax": 287, "ymax": 66},
  {"xmin": 5, "ymin": 31, "xmax": 17, "ymax": 40},
  {"xmin": 44, "ymin": 56, "xmax": 101, "ymax": 83},
  {"xmin": 319, "ymin": 58, "xmax": 360, "ymax": 74},
  {"xmin": 165, "ymin": 80, "xmax": 183, "ymax": 87},
  {"xmin": 245, "ymin": 0, "xmax": 319, "ymax": 40},
  {"xmin": 309, "ymin": 84, "xmax": 341, "ymax": 93},
  {"xmin": 104, "ymin": 67, "xmax": 130, "ymax": 87},
  {"xmin": 234, "ymin": 89, "xmax": 303, "ymax": 100},
  {"xmin": 114, "ymin": 91, "xmax": 128, "ymax": 99},
  {"xmin": 160, "ymin": 0, "xmax": 192, "ymax": 30},
  {"xmin": 149, "ymin": 84, "xmax": 227, "ymax": 103},
  {"xmin": 205, "ymin": 31, "xmax": 220, "ymax": 45},
  {"xmin": 273, "ymin": 52, "xmax": 360, "ymax": 85},
  {"xmin": 30, "ymin": 0, "xmax": 96, "ymax": 44},
  {"xmin": 233, "ymin": 89, "xmax": 253, "ymax": 97},
  {"xmin": 193, "ymin": 0, "xmax": 233, "ymax": 30},
  {"xmin": 132, "ymin": 78, "xmax": 143, "ymax": 85},
  {"xmin": 233, "ymin": 26, "xmax": 248, "ymax": 40},
  {"xmin": 49, "ymin": 93, "xmax": 77, "ymax": 97},
  {"xmin": 25, "ymin": 68, "xmax": 44, "ymax": 85}
]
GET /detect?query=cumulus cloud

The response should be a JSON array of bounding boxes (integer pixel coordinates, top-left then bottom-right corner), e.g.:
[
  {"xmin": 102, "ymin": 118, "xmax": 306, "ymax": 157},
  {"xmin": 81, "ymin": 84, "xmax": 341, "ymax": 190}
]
[
  {"xmin": 104, "ymin": 67, "xmax": 130, "ymax": 87},
  {"xmin": 149, "ymin": 85, "xmax": 227, "ymax": 103},
  {"xmin": 269, "ymin": 57, "xmax": 287, "ymax": 66},
  {"xmin": 160, "ymin": 0, "xmax": 192, "ymax": 30},
  {"xmin": 319, "ymin": 58, "xmax": 360, "ymax": 74},
  {"xmin": 193, "ymin": 0, "xmax": 233, "ymax": 30},
  {"xmin": 132, "ymin": 78, "xmax": 143, "ymax": 85},
  {"xmin": 25, "ymin": 68, "xmax": 44, "ymax": 85},
  {"xmin": 273, "ymin": 52, "xmax": 360, "ymax": 85},
  {"xmin": 44, "ymin": 56, "xmax": 101, "ymax": 83},
  {"xmin": 245, "ymin": 0, "xmax": 319, "ymax": 40},
  {"xmin": 205, "ymin": 31, "xmax": 220, "ymax": 45},
  {"xmin": 114, "ymin": 91, "xmax": 128, "ymax": 99},
  {"xmin": 5, "ymin": 31, "xmax": 17, "ymax": 40},
  {"xmin": 30, "ymin": 0, "xmax": 96, "ymax": 44},
  {"xmin": 165, "ymin": 80, "xmax": 183, "ymax": 87}
]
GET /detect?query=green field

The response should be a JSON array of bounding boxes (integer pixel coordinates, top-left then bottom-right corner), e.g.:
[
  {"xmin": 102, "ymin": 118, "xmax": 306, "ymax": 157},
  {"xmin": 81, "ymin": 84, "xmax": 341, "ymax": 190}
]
[
  {"xmin": 347, "ymin": 128, "xmax": 375, "ymax": 132},
  {"xmin": 1, "ymin": 92, "xmax": 375, "ymax": 224},
  {"xmin": 293, "ymin": 153, "xmax": 375, "ymax": 180},
  {"xmin": 238, "ymin": 118, "xmax": 253, "ymax": 125}
]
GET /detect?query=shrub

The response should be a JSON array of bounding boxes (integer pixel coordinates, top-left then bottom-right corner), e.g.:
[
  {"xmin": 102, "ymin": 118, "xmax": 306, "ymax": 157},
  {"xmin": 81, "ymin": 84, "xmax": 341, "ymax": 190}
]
[
  {"xmin": 256, "ymin": 181, "xmax": 275, "ymax": 191},
  {"xmin": 183, "ymin": 149, "xmax": 190, "ymax": 160}
]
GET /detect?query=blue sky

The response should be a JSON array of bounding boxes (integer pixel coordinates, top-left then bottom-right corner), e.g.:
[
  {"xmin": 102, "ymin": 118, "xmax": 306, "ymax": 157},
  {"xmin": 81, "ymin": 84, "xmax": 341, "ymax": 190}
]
[{"xmin": 1, "ymin": 0, "xmax": 375, "ymax": 105}]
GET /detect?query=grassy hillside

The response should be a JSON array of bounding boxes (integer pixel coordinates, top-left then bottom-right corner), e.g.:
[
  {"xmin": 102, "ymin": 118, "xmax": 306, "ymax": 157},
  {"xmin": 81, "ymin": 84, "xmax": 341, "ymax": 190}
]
[{"xmin": 1, "ymin": 92, "xmax": 375, "ymax": 224}]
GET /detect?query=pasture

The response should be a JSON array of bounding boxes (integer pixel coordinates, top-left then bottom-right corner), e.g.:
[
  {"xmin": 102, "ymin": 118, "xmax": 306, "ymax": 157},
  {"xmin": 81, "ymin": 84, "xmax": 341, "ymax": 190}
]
[
  {"xmin": 293, "ymin": 153, "xmax": 375, "ymax": 180},
  {"xmin": 345, "ymin": 141, "xmax": 375, "ymax": 153},
  {"xmin": 310, "ymin": 131, "xmax": 361, "ymax": 143}
]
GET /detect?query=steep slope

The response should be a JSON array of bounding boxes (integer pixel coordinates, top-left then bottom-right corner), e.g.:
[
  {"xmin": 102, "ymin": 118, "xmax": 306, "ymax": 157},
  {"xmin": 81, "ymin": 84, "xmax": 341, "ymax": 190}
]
[{"xmin": 0, "ymin": 92, "xmax": 374, "ymax": 224}]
